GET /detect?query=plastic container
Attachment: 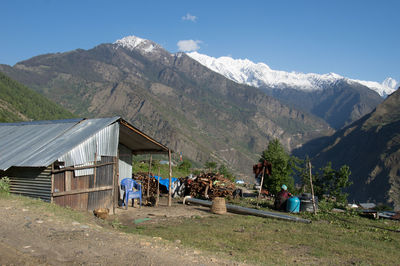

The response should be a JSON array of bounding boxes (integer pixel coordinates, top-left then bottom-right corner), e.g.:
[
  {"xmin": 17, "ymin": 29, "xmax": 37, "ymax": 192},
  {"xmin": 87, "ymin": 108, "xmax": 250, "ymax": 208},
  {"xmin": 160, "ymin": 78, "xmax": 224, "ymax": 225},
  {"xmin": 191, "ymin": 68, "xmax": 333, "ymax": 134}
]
[
  {"xmin": 286, "ymin": 196, "xmax": 300, "ymax": 213},
  {"xmin": 300, "ymin": 194, "xmax": 319, "ymax": 212}
]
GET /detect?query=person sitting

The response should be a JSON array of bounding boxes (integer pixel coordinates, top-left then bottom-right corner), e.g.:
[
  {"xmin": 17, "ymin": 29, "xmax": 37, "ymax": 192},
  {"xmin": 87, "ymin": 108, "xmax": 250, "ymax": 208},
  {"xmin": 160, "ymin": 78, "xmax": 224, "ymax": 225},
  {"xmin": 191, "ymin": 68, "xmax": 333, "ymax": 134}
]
[{"xmin": 274, "ymin": 184, "xmax": 290, "ymax": 211}]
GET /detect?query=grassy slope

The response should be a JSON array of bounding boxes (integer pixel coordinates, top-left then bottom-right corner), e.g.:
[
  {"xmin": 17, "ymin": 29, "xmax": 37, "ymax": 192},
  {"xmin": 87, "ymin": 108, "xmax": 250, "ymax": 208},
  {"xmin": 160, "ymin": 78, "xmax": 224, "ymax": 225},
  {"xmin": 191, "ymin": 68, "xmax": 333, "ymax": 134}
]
[
  {"xmin": 0, "ymin": 71, "xmax": 75, "ymax": 122},
  {"xmin": 1, "ymin": 191, "xmax": 399, "ymax": 265},
  {"xmin": 124, "ymin": 200, "xmax": 400, "ymax": 265}
]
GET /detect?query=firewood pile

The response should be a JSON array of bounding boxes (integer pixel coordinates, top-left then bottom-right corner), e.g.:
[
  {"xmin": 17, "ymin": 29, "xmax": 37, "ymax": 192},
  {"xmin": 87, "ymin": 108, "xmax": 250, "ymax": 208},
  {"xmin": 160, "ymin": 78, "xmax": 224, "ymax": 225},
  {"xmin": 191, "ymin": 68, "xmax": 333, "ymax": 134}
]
[
  {"xmin": 133, "ymin": 172, "xmax": 163, "ymax": 196},
  {"xmin": 185, "ymin": 173, "xmax": 236, "ymax": 199},
  {"xmin": 132, "ymin": 172, "xmax": 236, "ymax": 199}
]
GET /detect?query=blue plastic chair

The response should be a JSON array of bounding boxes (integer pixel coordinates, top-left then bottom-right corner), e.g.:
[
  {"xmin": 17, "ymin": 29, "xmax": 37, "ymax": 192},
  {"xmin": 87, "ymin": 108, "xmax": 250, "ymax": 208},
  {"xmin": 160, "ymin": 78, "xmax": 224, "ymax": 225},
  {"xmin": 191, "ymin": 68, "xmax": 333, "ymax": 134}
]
[{"xmin": 120, "ymin": 178, "xmax": 142, "ymax": 209}]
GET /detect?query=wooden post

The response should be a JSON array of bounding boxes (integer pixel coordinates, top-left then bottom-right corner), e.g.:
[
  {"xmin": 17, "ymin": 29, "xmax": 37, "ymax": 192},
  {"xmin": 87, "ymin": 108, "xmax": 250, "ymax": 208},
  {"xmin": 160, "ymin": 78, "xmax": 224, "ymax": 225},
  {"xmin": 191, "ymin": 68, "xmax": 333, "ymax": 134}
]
[
  {"xmin": 65, "ymin": 171, "xmax": 72, "ymax": 192},
  {"xmin": 308, "ymin": 160, "xmax": 317, "ymax": 215},
  {"xmin": 156, "ymin": 166, "xmax": 160, "ymax": 207},
  {"xmin": 51, "ymin": 163, "xmax": 55, "ymax": 204},
  {"xmin": 93, "ymin": 152, "xmax": 97, "ymax": 186},
  {"xmin": 147, "ymin": 155, "xmax": 152, "ymax": 198},
  {"xmin": 257, "ymin": 165, "xmax": 266, "ymax": 207},
  {"xmin": 112, "ymin": 156, "xmax": 117, "ymax": 215},
  {"xmin": 258, "ymin": 166, "xmax": 266, "ymax": 199},
  {"xmin": 168, "ymin": 149, "xmax": 172, "ymax": 207}
]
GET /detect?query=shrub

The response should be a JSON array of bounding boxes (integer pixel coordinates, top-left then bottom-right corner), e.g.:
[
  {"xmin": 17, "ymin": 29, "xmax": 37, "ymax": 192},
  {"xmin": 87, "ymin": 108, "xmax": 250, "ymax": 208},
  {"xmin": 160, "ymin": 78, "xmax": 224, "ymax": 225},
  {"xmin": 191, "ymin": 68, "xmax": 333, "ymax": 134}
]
[
  {"xmin": 0, "ymin": 177, "xmax": 10, "ymax": 194},
  {"xmin": 178, "ymin": 159, "xmax": 192, "ymax": 171}
]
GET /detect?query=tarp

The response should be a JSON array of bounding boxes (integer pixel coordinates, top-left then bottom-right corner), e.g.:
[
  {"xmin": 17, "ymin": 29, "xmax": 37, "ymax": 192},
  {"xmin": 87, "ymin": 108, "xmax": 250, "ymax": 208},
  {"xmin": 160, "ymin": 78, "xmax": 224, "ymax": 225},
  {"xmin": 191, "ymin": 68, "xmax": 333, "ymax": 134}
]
[{"xmin": 154, "ymin": 176, "xmax": 178, "ymax": 191}]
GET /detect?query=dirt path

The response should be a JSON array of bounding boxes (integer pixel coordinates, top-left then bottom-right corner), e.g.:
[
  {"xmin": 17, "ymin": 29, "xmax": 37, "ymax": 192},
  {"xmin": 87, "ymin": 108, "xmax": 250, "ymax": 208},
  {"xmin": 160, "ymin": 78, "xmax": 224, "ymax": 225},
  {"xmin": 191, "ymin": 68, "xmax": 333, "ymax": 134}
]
[{"xmin": 0, "ymin": 196, "xmax": 246, "ymax": 265}]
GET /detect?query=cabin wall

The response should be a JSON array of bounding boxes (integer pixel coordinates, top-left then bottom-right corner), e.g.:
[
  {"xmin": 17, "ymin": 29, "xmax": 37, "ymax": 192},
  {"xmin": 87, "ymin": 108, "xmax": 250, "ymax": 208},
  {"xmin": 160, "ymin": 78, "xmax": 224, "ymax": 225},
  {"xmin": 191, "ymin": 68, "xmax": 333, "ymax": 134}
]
[
  {"xmin": 53, "ymin": 156, "xmax": 116, "ymax": 211},
  {"xmin": 118, "ymin": 144, "xmax": 133, "ymax": 198},
  {"xmin": 6, "ymin": 166, "xmax": 52, "ymax": 201}
]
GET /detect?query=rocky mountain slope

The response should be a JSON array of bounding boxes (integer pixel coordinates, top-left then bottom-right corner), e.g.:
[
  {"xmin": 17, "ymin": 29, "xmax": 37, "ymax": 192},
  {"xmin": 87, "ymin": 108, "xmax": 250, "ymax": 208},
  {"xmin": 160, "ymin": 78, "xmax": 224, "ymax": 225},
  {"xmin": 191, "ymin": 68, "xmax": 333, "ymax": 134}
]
[
  {"xmin": 188, "ymin": 52, "xmax": 396, "ymax": 129},
  {"xmin": 294, "ymin": 88, "xmax": 400, "ymax": 209},
  {"xmin": 0, "ymin": 36, "xmax": 332, "ymax": 177},
  {"xmin": 0, "ymin": 72, "xmax": 75, "ymax": 122}
]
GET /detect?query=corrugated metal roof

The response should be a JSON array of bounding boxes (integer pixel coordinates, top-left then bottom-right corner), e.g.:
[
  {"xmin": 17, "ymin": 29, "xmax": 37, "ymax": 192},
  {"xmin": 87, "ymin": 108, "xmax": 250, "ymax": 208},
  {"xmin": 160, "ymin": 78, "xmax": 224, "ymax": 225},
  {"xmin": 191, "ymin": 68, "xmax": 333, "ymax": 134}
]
[
  {"xmin": 0, "ymin": 116, "xmax": 169, "ymax": 171},
  {"xmin": 0, "ymin": 117, "xmax": 120, "ymax": 170}
]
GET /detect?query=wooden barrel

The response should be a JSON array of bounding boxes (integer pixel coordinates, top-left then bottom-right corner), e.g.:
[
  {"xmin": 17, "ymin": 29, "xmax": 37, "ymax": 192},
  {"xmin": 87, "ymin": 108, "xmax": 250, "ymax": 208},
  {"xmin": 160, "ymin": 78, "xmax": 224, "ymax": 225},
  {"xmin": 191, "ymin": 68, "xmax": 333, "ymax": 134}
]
[{"xmin": 211, "ymin": 197, "xmax": 227, "ymax": 214}]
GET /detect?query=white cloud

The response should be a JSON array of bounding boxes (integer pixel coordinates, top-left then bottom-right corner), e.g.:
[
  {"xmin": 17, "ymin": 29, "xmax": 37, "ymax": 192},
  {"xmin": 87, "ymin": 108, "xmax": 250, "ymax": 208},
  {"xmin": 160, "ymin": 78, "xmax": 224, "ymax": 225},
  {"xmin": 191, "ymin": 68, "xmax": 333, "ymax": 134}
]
[
  {"xmin": 177, "ymin": 40, "xmax": 202, "ymax": 52},
  {"xmin": 182, "ymin": 13, "xmax": 197, "ymax": 22}
]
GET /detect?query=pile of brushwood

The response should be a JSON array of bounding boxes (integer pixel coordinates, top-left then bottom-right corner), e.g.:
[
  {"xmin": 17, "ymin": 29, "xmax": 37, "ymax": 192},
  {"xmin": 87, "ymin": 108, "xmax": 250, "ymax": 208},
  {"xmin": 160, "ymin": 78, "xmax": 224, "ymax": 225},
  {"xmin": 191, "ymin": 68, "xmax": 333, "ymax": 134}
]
[
  {"xmin": 133, "ymin": 172, "xmax": 165, "ymax": 196},
  {"xmin": 133, "ymin": 172, "xmax": 236, "ymax": 199},
  {"xmin": 185, "ymin": 173, "xmax": 236, "ymax": 199}
]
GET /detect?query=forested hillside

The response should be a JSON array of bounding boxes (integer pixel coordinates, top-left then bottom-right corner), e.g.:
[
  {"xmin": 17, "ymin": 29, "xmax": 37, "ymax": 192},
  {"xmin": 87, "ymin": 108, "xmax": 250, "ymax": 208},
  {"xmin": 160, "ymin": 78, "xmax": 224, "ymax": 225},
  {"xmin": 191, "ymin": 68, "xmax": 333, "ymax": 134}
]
[{"xmin": 0, "ymin": 72, "xmax": 75, "ymax": 122}]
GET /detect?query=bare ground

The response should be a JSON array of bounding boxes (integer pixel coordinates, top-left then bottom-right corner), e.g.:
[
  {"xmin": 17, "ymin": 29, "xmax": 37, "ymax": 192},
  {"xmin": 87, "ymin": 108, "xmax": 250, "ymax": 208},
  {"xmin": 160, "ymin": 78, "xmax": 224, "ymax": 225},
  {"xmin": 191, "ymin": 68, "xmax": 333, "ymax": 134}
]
[{"xmin": 0, "ymin": 196, "xmax": 246, "ymax": 265}]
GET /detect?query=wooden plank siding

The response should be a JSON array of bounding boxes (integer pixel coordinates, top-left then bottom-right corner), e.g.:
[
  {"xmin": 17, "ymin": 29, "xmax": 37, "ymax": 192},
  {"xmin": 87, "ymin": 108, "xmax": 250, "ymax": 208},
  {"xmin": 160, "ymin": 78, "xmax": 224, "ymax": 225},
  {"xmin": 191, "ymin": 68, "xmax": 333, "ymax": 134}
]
[{"xmin": 52, "ymin": 156, "xmax": 116, "ymax": 211}]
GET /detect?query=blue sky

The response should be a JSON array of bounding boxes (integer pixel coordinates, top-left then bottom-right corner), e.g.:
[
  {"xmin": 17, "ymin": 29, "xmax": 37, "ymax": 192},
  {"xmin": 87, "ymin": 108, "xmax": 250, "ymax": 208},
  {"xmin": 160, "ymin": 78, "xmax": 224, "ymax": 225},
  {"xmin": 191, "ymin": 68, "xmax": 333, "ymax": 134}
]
[{"xmin": 1, "ymin": 0, "xmax": 399, "ymax": 82}]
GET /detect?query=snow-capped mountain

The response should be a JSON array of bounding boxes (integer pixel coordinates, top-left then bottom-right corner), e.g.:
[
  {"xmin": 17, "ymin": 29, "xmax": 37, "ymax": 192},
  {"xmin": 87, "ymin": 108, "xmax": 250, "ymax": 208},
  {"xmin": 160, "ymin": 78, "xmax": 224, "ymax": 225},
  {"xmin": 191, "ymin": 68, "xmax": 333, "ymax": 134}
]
[
  {"xmin": 113, "ymin": 35, "xmax": 388, "ymax": 129},
  {"xmin": 354, "ymin": 77, "xmax": 399, "ymax": 98},
  {"xmin": 187, "ymin": 52, "xmax": 398, "ymax": 98},
  {"xmin": 114, "ymin": 35, "xmax": 163, "ymax": 55}
]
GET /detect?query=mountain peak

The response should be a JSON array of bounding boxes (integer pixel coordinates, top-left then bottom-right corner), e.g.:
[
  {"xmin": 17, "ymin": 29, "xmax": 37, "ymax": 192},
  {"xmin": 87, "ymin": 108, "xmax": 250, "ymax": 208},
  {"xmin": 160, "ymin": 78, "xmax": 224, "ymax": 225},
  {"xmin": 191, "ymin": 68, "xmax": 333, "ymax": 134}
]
[{"xmin": 114, "ymin": 35, "xmax": 158, "ymax": 54}]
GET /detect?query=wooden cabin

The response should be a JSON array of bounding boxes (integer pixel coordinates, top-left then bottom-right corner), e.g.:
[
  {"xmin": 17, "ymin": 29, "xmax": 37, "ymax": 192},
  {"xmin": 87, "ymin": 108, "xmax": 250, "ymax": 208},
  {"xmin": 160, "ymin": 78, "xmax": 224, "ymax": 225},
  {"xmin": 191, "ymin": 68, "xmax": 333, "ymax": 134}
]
[{"xmin": 0, "ymin": 117, "xmax": 169, "ymax": 212}]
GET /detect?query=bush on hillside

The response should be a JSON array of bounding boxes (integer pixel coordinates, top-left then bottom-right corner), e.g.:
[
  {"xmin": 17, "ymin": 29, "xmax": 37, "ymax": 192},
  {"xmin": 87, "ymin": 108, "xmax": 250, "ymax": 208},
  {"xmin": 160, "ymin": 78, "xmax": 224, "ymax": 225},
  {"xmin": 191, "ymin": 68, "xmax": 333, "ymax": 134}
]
[{"xmin": 0, "ymin": 177, "xmax": 10, "ymax": 194}]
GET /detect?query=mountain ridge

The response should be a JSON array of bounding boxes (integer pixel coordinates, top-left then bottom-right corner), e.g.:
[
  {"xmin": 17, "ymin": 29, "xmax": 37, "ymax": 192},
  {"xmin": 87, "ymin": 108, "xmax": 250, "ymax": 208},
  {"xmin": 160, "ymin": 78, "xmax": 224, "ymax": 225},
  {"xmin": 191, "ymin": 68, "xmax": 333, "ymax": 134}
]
[
  {"xmin": 187, "ymin": 51, "xmax": 398, "ymax": 97},
  {"xmin": 294, "ymin": 88, "xmax": 400, "ymax": 209},
  {"xmin": 0, "ymin": 37, "xmax": 333, "ymax": 178},
  {"xmin": 187, "ymin": 51, "xmax": 387, "ymax": 129}
]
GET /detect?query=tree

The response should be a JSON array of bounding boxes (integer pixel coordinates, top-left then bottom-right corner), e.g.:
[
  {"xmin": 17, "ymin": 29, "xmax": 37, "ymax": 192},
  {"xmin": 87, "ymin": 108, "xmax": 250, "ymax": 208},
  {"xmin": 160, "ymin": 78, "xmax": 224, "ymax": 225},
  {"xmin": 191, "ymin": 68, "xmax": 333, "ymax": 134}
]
[
  {"xmin": 320, "ymin": 163, "xmax": 352, "ymax": 204},
  {"xmin": 300, "ymin": 161, "xmax": 352, "ymax": 204},
  {"xmin": 218, "ymin": 164, "xmax": 235, "ymax": 182},
  {"xmin": 204, "ymin": 161, "xmax": 217, "ymax": 173},
  {"xmin": 261, "ymin": 139, "xmax": 296, "ymax": 195},
  {"xmin": 178, "ymin": 159, "xmax": 192, "ymax": 171}
]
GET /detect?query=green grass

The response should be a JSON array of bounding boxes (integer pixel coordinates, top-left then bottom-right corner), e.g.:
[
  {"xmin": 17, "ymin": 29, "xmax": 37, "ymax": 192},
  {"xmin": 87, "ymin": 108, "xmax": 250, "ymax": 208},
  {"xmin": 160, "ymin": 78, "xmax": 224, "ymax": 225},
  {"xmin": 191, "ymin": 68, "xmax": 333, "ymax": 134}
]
[
  {"xmin": 1, "ymin": 193, "xmax": 91, "ymax": 224},
  {"xmin": 2, "ymin": 192, "xmax": 400, "ymax": 264},
  {"xmin": 120, "ymin": 201, "xmax": 400, "ymax": 265}
]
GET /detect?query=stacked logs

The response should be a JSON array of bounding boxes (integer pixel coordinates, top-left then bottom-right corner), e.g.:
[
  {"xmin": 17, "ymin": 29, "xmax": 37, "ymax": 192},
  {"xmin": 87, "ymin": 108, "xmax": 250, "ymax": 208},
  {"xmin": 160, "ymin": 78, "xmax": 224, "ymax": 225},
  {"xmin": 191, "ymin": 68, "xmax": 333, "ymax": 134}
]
[
  {"xmin": 185, "ymin": 173, "xmax": 236, "ymax": 199},
  {"xmin": 132, "ymin": 172, "xmax": 236, "ymax": 199},
  {"xmin": 133, "ymin": 172, "xmax": 160, "ymax": 196}
]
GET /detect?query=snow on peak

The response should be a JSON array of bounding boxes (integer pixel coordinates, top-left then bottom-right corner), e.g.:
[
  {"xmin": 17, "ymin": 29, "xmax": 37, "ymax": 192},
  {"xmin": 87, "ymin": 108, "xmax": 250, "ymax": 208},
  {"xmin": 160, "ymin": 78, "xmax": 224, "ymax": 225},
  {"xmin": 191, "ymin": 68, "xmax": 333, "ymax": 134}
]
[
  {"xmin": 188, "ymin": 52, "xmax": 343, "ymax": 91},
  {"xmin": 114, "ymin": 35, "xmax": 157, "ymax": 53},
  {"xmin": 187, "ymin": 52, "xmax": 398, "ymax": 97},
  {"xmin": 352, "ymin": 77, "xmax": 398, "ymax": 97}
]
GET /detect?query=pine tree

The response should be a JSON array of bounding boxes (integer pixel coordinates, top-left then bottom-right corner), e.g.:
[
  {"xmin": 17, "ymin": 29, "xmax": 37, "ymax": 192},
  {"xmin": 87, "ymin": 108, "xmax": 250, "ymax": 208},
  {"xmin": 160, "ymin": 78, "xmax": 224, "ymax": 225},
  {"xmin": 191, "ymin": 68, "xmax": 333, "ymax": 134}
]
[{"xmin": 261, "ymin": 139, "xmax": 296, "ymax": 195}]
